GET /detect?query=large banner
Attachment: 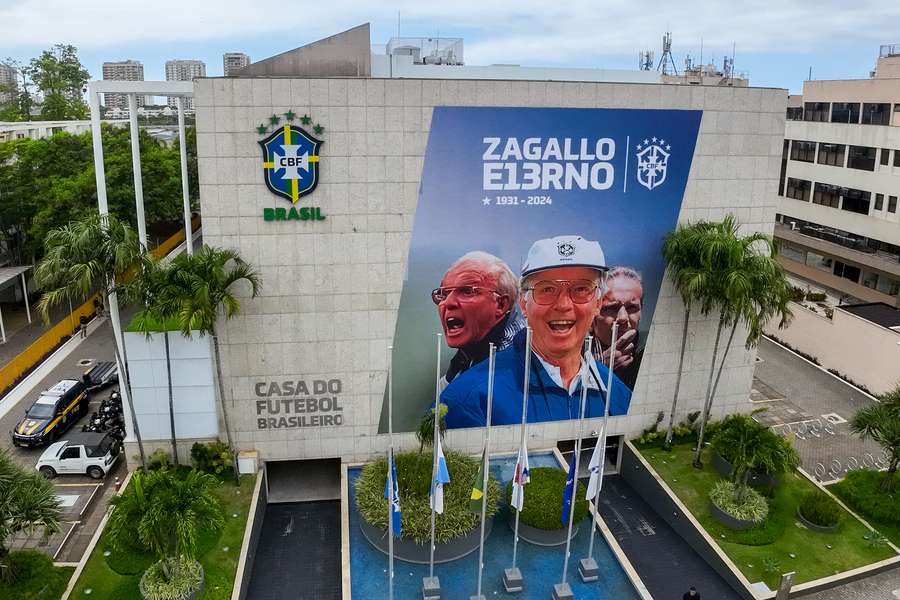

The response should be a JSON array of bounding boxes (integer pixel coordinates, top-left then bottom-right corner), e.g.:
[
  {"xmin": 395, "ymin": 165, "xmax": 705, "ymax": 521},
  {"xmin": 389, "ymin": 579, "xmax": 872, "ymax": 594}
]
[{"xmin": 380, "ymin": 107, "xmax": 701, "ymax": 433}]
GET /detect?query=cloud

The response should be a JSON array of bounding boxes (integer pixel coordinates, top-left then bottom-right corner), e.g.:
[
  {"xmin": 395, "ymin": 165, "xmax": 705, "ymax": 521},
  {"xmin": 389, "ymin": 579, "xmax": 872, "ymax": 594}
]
[{"xmin": 3, "ymin": 0, "xmax": 899, "ymax": 68}]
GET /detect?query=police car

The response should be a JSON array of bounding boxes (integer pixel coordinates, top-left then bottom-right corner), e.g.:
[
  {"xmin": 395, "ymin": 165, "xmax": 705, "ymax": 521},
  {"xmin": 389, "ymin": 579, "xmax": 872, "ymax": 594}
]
[{"xmin": 11, "ymin": 379, "xmax": 88, "ymax": 448}]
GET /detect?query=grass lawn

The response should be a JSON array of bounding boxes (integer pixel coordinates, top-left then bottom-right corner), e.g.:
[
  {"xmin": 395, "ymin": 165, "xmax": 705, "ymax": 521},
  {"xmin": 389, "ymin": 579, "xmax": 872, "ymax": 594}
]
[
  {"xmin": 70, "ymin": 474, "xmax": 256, "ymax": 599},
  {"xmin": 637, "ymin": 442, "xmax": 896, "ymax": 589},
  {"xmin": 0, "ymin": 550, "xmax": 74, "ymax": 600}
]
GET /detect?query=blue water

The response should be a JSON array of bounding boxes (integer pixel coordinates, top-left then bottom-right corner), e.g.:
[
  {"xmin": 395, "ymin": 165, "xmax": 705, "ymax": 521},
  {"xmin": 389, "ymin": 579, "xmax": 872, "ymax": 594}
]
[{"xmin": 349, "ymin": 453, "xmax": 639, "ymax": 599}]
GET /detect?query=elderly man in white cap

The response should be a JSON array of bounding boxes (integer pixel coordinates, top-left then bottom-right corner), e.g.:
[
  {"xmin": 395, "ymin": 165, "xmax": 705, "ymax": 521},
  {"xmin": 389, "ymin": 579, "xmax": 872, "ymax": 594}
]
[{"xmin": 441, "ymin": 235, "xmax": 632, "ymax": 428}]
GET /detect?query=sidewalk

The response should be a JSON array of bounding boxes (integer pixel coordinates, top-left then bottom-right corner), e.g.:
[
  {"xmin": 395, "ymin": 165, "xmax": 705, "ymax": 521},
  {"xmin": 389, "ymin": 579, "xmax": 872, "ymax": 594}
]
[{"xmin": 0, "ymin": 298, "xmax": 89, "ymax": 366}]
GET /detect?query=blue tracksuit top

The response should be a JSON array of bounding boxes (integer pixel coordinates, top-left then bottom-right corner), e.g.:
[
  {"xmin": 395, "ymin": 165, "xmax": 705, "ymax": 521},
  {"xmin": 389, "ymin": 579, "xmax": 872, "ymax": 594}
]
[{"xmin": 441, "ymin": 329, "xmax": 632, "ymax": 429}]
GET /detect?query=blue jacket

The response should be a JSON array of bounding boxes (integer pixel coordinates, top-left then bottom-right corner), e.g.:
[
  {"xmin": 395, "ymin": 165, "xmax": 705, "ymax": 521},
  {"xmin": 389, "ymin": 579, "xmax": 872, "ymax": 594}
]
[{"xmin": 441, "ymin": 329, "xmax": 632, "ymax": 429}]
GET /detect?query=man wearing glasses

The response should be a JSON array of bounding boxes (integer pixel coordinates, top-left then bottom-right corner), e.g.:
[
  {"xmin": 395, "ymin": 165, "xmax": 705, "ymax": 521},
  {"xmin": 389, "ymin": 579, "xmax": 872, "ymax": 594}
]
[
  {"xmin": 432, "ymin": 252, "xmax": 524, "ymax": 387},
  {"xmin": 442, "ymin": 235, "xmax": 632, "ymax": 428},
  {"xmin": 591, "ymin": 266, "xmax": 644, "ymax": 389}
]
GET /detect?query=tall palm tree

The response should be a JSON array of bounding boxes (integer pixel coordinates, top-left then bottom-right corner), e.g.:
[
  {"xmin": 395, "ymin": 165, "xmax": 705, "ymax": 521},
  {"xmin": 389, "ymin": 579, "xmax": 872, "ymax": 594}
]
[
  {"xmin": 33, "ymin": 214, "xmax": 148, "ymax": 469},
  {"xmin": 107, "ymin": 468, "xmax": 225, "ymax": 580},
  {"xmin": 660, "ymin": 220, "xmax": 718, "ymax": 449},
  {"xmin": 850, "ymin": 384, "xmax": 900, "ymax": 491},
  {"xmin": 692, "ymin": 217, "xmax": 792, "ymax": 468},
  {"xmin": 125, "ymin": 257, "xmax": 180, "ymax": 464},
  {"xmin": 0, "ymin": 449, "xmax": 61, "ymax": 583},
  {"xmin": 151, "ymin": 246, "xmax": 260, "ymax": 481}
]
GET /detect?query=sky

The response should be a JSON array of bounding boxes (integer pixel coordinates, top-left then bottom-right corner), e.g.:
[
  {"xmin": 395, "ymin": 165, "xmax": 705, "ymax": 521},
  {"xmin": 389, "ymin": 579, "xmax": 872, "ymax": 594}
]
[{"xmin": 2, "ymin": 0, "xmax": 900, "ymax": 94}]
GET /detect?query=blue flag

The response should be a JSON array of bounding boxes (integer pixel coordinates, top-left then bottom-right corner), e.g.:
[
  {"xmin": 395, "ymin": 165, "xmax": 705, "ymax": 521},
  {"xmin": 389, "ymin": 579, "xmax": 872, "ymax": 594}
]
[
  {"xmin": 561, "ymin": 453, "xmax": 576, "ymax": 525},
  {"xmin": 384, "ymin": 448, "xmax": 402, "ymax": 536},
  {"xmin": 430, "ymin": 435, "xmax": 451, "ymax": 514}
]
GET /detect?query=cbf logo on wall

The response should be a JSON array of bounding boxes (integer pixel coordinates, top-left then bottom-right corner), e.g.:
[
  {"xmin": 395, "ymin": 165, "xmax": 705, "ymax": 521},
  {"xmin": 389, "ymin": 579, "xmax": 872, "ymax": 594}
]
[
  {"xmin": 635, "ymin": 137, "xmax": 671, "ymax": 191},
  {"xmin": 257, "ymin": 111, "xmax": 326, "ymax": 222}
]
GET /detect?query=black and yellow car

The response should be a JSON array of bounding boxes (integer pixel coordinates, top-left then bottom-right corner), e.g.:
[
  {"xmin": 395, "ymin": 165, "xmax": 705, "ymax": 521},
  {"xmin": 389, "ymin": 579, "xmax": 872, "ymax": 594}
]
[{"xmin": 11, "ymin": 379, "xmax": 88, "ymax": 448}]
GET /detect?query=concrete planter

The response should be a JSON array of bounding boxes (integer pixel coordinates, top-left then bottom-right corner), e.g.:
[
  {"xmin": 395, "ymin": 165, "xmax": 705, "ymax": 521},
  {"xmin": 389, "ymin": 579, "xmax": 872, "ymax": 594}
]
[
  {"xmin": 708, "ymin": 499, "xmax": 762, "ymax": 531},
  {"xmin": 359, "ymin": 515, "xmax": 494, "ymax": 564},
  {"xmin": 139, "ymin": 559, "xmax": 204, "ymax": 600},
  {"xmin": 512, "ymin": 517, "xmax": 579, "ymax": 547},
  {"xmin": 712, "ymin": 452, "xmax": 779, "ymax": 489},
  {"xmin": 796, "ymin": 507, "xmax": 839, "ymax": 533}
]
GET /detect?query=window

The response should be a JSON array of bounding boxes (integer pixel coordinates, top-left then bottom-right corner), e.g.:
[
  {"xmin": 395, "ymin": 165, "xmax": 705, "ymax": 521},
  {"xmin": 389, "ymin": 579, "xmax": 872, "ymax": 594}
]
[
  {"xmin": 60, "ymin": 447, "xmax": 80, "ymax": 460},
  {"xmin": 875, "ymin": 194, "xmax": 884, "ymax": 210},
  {"xmin": 877, "ymin": 275, "xmax": 900, "ymax": 297},
  {"xmin": 831, "ymin": 102, "xmax": 860, "ymax": 123},
  {"xmin": 882, "ymin": 149, "xmax": 892, "ymax": 166},
  {"xmin": 778, "ymin": 140, "xmax": 789, "ymax": 196},
  {"xmin": 804, "ymin": 102, "xmax": 830, "ymax": 122},
  {"xmin": 848, "ymin": 145, "xmax": 877, "ymax": 171},
  {"xmin": 786, "ymin": 107, "xmax": 803, "ymax": 121},
  {"xmin": 862, "ymin": 103, "xmax": 891, "ymax": 125},
  {"xmin": 805, "ymin": 252, "xmax": 833, "ymax": 273},
  {"xmin": 786, "ymin": 178, "xmax": 812, "ymax": 201},
  {"xmin": 890, "ymin": 196, "xmax": 898, "ymax": 213},
  {"xmin": 790, "ymin": 140, "xmax": 816, "ymax": 162},
  {"xmin": 840, "ymin": 188, "xmax": 871, "ymax": 215},
  {"xmin": 817, "ymin": 143, "xmax": 845, "ymax": 166},
  {"xmin": 778, "ymin": 242, "xmax": 806, "ymax": 263},
  {"xmin": 894, "ymin": 151, "xmax": 900, "ymax": 167},
  {"xmin": 833, "ymin": 261, "xmax": 861, "ymax": 283},
  {"xmin": 813, "ymin": 183, "xmax": 840, "ymax": 208}
]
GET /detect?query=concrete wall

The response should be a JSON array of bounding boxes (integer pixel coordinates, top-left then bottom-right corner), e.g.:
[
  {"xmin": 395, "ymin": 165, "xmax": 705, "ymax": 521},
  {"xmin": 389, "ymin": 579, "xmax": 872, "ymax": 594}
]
[
  {"xmin": 194, "ymin": 77, "xmax": 787, "ymax": 463},
  {"xmin": 764, "ymin": 302, "xmax": 900, "ymax": 395},
  {"xmin": 124, "ymin": 331, "xmax": 219, "ymax": 442},
  {"xmin": 236, "ymin": 470, "xmax": 267, "ymax": 600},
  {"xmin": 619, "ymin": 443, "xmax": 754, "ymax": 600}
]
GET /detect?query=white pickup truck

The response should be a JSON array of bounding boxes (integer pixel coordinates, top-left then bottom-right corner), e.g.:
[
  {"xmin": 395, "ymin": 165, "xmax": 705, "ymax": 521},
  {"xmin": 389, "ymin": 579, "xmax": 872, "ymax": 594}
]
[{"xmin": 36, "ymin": 431, "xmax": 121, "ymax": 479}]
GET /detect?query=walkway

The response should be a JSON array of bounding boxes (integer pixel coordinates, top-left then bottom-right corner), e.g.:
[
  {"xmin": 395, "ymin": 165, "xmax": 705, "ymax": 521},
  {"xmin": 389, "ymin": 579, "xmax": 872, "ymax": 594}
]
[
  {"xmin": 596, "ymin": 474, "xmax": 743, "ymax": 600},
  {"xmin": 0, "ymin": 299, "xmax": 82, "ymax": 365}
]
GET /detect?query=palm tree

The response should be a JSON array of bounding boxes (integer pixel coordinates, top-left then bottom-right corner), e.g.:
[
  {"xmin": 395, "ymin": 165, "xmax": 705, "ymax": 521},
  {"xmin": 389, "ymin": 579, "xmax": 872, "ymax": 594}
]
[
  {"xmin": 0, "ymin": 449, "xmax": 61, "ymax": 583},
  {"xmin": 850, "ymin": 384, "xmax": 900, "ymax": 491},
  {"xmin": 107, "ymin": 468, "xmax": 225, "ymax": 580},
  {"xmin": 692, "ymin": 217, "xmax": 793, "ymax": 468},
  {"xmin": 150, "ymin": 246, "xmax": 260, "ymax": 481},
  {"xmin": 125, "ymin": 257, "xmax": 180, "ymax": 464},
  {"xmin": 660, "ymin": 220, "xmax": 718, "ymax": 449},
  {"xmin": 710, "ymin": 414, "xmax": 800, "ymax": 496},
  {"xmin": 33, "ymin": 213, "xmax": 148, "ymax": 469},
  {"xmin": 416, "ymin": 403, "xmax": 448, "ymax": 453}
]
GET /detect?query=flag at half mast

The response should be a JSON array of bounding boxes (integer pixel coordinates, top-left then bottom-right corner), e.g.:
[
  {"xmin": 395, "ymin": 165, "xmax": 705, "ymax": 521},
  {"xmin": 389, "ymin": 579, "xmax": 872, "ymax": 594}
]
[{"xmin": 469, "ymin": 448, "xmax": 486, "ymax": 513}]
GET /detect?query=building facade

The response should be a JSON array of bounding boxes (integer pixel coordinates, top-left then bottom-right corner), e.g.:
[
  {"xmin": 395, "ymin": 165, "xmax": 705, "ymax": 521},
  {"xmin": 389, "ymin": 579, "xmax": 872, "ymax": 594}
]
[
  {"xmin": 774, "ymin": 45, "xmax": 900, "ymax": 308},
  {"xmin": 0, "ymin": 63, "xmax": 16, "ymax": 103},
  {"xmin": 165, "ymin": 59, "xmax": 207, "ymax": 109},
  {"xmin": 102, "ymin": 60, "xmax": 145, "ymax": 110},
  {"xmin": 223, "ymin": 52, "xmax": 251, "ymax": 76}
]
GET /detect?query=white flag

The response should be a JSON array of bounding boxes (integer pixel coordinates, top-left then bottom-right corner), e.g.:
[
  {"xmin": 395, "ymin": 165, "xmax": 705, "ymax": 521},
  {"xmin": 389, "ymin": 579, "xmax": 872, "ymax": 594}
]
[
  {"xmin": 586, "ymin": 423, "xmax": 606, "ymax": 500},
  {"xmin": 430, "ymin": 435, "xmax": 451, "ymax": 514},
  {"xmin": 510, "ymin": 439, "xmax": 531, "ymax": 512}
]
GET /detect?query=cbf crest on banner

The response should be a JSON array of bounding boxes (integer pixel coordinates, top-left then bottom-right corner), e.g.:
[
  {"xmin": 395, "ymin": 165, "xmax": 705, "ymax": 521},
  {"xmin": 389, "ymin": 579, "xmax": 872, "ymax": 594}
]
[
  {"xmin": 635, "ymin": 137, "xmax": 671, "ymax": 191},
  {"xmin": 258, "ymin": 113, "xmax": 323, "ymax": 204}
]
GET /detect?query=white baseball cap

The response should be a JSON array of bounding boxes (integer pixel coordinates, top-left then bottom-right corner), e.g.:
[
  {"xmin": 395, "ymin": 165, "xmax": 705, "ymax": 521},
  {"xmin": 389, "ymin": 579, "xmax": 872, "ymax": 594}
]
[{"xmin": 521, "ymin": 235, "xmax": 607, "ymax": 278}]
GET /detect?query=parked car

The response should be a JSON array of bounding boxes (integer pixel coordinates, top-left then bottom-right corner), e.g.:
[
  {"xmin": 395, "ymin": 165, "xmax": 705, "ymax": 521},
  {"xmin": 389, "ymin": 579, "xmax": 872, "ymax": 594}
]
[
  {"xmin": 11, "ymin": 379, "xmax": 88, "ymax": 448},
  {"xmin": 36, "ymin": 431, "xmax": 121, "ymax": 479}
]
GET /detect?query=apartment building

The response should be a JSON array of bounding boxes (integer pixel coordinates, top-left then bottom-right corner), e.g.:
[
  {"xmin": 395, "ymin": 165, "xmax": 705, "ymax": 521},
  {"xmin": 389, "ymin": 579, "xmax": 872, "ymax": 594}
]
[
  {"xmin": 0, "ymin": 63, "xmax": 16, "ymax": 103},
  {"xmin": 102, "ymin": 60, "xmax": 145, "ymax": 110},
  {"xmin": 223, "ymin": 52, "xmax": 250, "ymax": 76},
  {"xmin": 775, "ymin": 44, "xmax": 900, "ymax": 307},
  {"xmin": 165, "ymin": 59, "xmax": 206, "ymax": 109}
]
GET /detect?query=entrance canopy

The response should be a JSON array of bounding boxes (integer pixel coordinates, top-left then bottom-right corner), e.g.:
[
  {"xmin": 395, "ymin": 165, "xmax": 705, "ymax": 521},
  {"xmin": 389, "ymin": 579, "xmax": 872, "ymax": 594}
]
[{"xmin": 0, "ymin": 265, "xmax": 33, "ymax": 343}]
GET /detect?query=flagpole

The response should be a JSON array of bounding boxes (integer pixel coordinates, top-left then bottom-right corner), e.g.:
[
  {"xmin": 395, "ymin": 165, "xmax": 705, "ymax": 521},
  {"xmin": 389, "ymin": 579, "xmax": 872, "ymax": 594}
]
[
  {"xmin": 475, "ymin": 343, "xmax": 496, "ymax": 600},
  {"xmin": 513, "ymin": 327, "xmax": 532, "ymax": 570},
  {"xmin": 387, "ymin": 344, "xmax": 395, "ymax": 600},
  {"xmin": 588, "ymin": 322, "xmax": 618, "ymax": 561},
  {"xmin": 429, "ymin": 334, "xmax": 441, "ymax": 578},
  {"xmin": 559, "ymin": 336, "xmax": 591, "ymax": 590}
]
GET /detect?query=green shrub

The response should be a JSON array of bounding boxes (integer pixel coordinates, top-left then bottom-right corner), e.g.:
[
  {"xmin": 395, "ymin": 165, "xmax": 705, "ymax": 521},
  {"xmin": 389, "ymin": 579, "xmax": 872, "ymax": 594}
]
[
  {"xmin": 190, "ymin": 440, "xmax": 233, "ymax": 476},
  {"xmin": 805, "ymin": 291, "xmax": 827, "ymax": 302},
  {"xmin": 0, "ymin": 550, "xmax": 72, "ymax": 599},
  {"xmin": 710, "ymin": 480, "xmax": 769, "ymax": 523},
  {"xmin": 355, "ymin": 449, "xmax": 500, "ymax": 544},
  {"xmin": 789, "ymin": 286, "xmax": 805, "ymax": 302},
  {"xmin": 504, "ymin": 467, "xmax": 589, "ymax": 530},
  {"xmin": 147, "ymin": 448, "xmax": 171, "ymax": 471},
  {"xmin": 832, "ymin": 469, "xmax": 900, "ymax": 525},
  {"xmin": 139, "ymin": 557, "xmax": 203, "ymax": 600},
  {"xmin": 798, "ymin": 491, "xmax": 841, "ymax": 528}
]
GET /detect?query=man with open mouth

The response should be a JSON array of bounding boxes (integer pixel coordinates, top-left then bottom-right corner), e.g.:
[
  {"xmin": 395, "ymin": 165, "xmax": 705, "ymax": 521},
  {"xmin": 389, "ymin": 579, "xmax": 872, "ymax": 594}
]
[
  {"xmin": 441, "ymin": 235, "xmax": 632, "ymax": 428},
  {"xmin": 432, "ymin": 251, "xmax": 524, "ymax": 388}
]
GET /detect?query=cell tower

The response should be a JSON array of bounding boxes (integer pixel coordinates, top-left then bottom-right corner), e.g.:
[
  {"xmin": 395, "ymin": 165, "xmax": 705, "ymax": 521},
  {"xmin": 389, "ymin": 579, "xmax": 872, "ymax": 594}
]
[
  {"xmin": 657, "ymin": 31, "xmax": 678, "ymax": 76},
  {"xmin": 639, "ymin": 50, "xmax": 654, "ymax": 71}
]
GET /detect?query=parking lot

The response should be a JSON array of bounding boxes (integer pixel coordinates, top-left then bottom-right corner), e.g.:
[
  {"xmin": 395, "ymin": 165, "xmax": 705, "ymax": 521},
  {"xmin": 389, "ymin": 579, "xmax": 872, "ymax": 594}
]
[{"xmin": 0, "ymin": 314, "xmax": 129, "ymax": 562}]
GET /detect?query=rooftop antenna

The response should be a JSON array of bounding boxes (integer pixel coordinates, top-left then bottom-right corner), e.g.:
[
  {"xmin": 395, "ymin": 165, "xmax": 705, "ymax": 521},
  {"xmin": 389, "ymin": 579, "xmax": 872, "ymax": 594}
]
[
  {"xmin": 700, "ymin": 36, "xmax": 703, "ymax": 68},
  {"xmin": 657, "ymin": 31, "xmax": 678, "ymax": 76},
  {"xmin": 639, "ymin": 50, "xmax": 654, "ymax": 71},
  {"xmin": 731, "ymin": 41, "xmax": 736, "ymax": 85},
  {"xmin": 397, "ymin": 10, "xmax": 401, "ymax": 37}
]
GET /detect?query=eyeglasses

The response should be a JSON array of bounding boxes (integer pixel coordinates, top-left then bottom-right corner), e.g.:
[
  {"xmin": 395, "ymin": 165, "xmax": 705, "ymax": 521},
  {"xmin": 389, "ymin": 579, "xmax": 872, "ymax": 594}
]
[
  {"xmin": 523, "ymin": 279, "xmax": 598, "ymax": 305},
  {"xmin": 431, "ymin": 286, "xmax": 502, "ymax": 305},
  {"xmin": 599, "ymin": 301, "xmax": 642, "ymax": 318}
]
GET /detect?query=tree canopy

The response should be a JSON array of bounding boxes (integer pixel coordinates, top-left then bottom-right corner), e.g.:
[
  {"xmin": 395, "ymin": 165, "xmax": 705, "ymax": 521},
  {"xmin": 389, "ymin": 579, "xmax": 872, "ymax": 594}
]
[{"xmin": 1, "ymin": 44, "xmax": 89, "ymax": 121}]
